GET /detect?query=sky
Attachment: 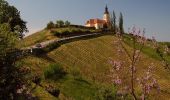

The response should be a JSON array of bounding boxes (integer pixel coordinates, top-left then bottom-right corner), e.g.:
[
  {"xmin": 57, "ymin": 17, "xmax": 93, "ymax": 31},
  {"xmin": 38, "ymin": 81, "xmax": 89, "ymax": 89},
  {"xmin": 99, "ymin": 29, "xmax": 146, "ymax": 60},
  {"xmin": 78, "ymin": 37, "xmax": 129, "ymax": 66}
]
[{"xmin": 6, "ymin": 0, "xmax": 170, "ymax": 41}]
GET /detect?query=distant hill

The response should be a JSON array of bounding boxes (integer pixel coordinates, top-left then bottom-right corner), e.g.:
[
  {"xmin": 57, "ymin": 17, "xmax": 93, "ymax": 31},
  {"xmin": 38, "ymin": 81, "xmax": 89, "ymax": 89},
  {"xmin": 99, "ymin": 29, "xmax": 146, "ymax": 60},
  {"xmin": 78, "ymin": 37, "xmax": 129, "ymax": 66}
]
[{"xmin": 18, "ymin": 28, "xmax": 170, "ymax": 99}]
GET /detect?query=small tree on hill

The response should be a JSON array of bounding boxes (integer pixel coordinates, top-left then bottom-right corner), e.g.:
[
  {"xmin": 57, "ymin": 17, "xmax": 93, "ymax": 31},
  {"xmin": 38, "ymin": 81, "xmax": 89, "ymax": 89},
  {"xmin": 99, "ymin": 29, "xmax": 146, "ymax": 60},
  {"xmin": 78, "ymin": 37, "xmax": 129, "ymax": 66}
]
[
  {"xmin": 65, "ymin": 20, "xmax": 71, "ymax": 27},
  {"xmin": 109, "ymin": 27, "xmax": 160, "ymax": 99},
  {"xmin": 119, "ymin": 12, "xmax": 124, "ymax": 34},
  {"xmin": 111, "ymin": 10, "xmax": 116, "ymax": 33},
  {"xmin": 56, "ymin": 20, "xmax": 64, "ymax": 28},
  {"xmin": 46, "ymin": 21, "xmax": 55, "ymax": 29}
]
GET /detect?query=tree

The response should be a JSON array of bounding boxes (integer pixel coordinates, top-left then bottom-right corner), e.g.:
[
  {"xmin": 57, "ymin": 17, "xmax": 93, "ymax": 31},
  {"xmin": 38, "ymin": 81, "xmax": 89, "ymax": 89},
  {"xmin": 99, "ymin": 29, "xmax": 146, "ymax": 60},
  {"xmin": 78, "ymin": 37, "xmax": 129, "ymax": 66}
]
[
  {"xmin": 119, "ymin": 12, "xmax": 124, "ymax": 34},
  {"xmin": 0, "ymin": 23, "xmax": 18, "ymax": 98},
  {"xmin": 112, "ymin": 10, "xmax": 116, "ymax": 33},
  {"xmin": 0, "ymin": 23, "xmax": 30, "ymax": 99},
  {"xmin": 0, "ymin": 0, "xmax": 27, "ymax": 38},
  {"xmin": 46, "ymin": 21, "xmax": 55, "ymax": 29},
  {"xmin": 64, "ymin": 20, "xmax": 71, "ymax": 27},
  {"xmin": 56, "ymin": 20, "xmax": 64, "ymax": 28},
  {"xmin": 109, "ymin": 27, "xmax": 160, "ymax": 99}
]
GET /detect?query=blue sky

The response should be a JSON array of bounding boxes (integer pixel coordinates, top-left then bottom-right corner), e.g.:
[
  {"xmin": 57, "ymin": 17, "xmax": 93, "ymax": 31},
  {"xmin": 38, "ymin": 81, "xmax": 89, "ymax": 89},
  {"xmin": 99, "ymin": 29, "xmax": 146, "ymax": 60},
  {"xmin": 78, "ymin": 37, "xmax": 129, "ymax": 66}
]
[{"xmin": 7, "ymin": 0, "xmax": 170, "ymax": 41}]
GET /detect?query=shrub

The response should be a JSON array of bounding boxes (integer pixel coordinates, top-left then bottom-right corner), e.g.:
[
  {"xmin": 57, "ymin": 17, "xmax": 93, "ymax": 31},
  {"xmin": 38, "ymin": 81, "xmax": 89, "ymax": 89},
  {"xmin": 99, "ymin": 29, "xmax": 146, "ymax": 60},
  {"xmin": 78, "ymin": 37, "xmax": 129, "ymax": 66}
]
[
  {"xmin": 46, "ymin": 21, "xmax": 55, "ymax": 29},
  {"xmin": 53, "ymin": 31, "xmax": 61, "ymax": 36},
  {"xmin": 43, "ymin": 42, "xmax": 61, "ymax": 52},
  {"xmin": 32, "ymin": 74, "xmax": 41, "ymax": 85},
  {"xmin": 44, "ymin": 64, "xmax": 66, "ymax": 80},
  {"xmin": 95, "ymin": 85, "xmax": 116, "ymax": 100},
  {"xmin": 45, "ymin": 85, "xmax": 60, "ymax": 97},
  {"xmin": 62, "ymin": 30, "xmax": 70, "ymax": 35}
]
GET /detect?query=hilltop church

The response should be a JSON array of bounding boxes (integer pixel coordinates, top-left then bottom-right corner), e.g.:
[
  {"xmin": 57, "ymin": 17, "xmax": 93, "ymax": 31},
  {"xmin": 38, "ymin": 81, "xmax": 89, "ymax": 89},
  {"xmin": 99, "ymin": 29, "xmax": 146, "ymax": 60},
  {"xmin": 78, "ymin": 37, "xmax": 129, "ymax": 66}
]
[{"xmin": 85, "ymin": 5, "xmax": 111, "ymax": 29}]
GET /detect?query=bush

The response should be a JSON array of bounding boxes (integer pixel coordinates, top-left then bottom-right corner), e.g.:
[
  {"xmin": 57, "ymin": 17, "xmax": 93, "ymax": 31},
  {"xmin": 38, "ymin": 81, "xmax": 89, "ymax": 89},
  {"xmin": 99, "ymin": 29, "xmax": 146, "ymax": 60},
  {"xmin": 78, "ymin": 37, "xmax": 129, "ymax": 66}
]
[
  {"xmin": 46, "ymin": 21, "xmax": 55, "ymax": 29},
  {"xmin": 44, "ymin": 64, "xmax": 66, "ymax": 80},
  {"xmin": 32, "ymin": 74, "xmax": 41, "ymax": 85},
  {"xmin": 62, "ymin": 30, "xmax": 70, "ymax": 35},
  {"xmin": 43, "ymin": 42, "xmax": 61, "ymax": 52},
  {"xmin": 95, "ymin": 85, "xmax": 116, "ymax": 100},
  {"xmin": 45, "ymin": 85, "xmax": 60, "ymax": 97}
]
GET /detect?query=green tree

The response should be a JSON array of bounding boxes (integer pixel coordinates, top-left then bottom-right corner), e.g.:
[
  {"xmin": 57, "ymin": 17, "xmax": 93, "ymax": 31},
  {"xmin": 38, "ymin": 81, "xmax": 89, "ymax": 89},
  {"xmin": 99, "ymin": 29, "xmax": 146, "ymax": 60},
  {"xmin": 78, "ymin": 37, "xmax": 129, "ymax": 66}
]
[
  {"xmin": 0, "ymin": 0, "xmax": 27, "ymax": 38},
  {"xmin": 64, "ymin": 20, "xmax": 71, "ymax": 27},
  {"xmin": 111, "ymin": 10, "xmax": 116, "ymax": 33},
  {"xmin": 0, "ymin": 23, "xmax": 29, "ymax": 99},
  {"xmin": 119, "ymin": 12, "xmax": 124, "ymax": 34},
  {"xmin": 56, "ymin": 20, "xmax": 64, "ymax": 28},
  {"xmin": 46, "ymin": 21, "xmax": 55, "ymax": 29}
]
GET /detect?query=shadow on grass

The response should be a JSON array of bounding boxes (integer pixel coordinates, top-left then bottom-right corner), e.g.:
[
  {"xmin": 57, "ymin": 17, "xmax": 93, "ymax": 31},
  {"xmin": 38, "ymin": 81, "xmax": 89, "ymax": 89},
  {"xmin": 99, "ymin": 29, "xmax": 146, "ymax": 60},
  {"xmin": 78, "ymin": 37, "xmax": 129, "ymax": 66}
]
[
  {"xmin": 32, "ymin": 53, "xmax": 56, "ymax": 63},
  {"xmin": 74, "ymin": 78, "xmax": 91, "ymax": 85}
]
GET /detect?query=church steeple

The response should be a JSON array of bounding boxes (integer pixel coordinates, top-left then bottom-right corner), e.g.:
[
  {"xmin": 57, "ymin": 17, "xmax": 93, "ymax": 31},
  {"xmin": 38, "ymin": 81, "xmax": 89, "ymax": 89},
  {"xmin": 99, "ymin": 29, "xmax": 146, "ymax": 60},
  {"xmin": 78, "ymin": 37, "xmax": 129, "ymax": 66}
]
[
  {"xmin": 103, "ymin": 5, "xmax": 110, "ymax": 23},
  {"xmin": 104, "ymin": 5, "xmax": 109, "ymax": 14}
]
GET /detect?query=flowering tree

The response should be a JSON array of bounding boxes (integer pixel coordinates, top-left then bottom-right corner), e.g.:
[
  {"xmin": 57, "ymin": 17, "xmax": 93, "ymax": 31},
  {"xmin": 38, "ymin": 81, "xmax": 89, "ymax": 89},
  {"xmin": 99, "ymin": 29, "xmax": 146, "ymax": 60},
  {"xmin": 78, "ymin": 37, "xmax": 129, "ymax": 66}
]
[
  {"xmin": 109, "ymin": 26, "xmax": 160, "ymax": 100},
  {"xmin": 151, "ymin": 36, "xmax": 170, "ymax": 70}
]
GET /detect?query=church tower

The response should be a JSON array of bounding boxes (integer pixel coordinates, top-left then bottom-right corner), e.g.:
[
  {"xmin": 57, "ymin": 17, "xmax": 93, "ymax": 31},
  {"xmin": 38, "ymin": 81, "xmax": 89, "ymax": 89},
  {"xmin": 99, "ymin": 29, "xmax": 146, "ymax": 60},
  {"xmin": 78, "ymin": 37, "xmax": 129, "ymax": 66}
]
[{"xmin": 103, "ymin": 5, "xmax": 110, "ymax": 23}]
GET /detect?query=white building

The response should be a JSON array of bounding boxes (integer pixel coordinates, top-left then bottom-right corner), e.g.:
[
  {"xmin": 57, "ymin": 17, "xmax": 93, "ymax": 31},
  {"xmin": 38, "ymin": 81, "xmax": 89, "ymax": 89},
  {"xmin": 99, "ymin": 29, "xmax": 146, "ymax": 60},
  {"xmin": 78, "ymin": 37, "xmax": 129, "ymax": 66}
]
[{"xmin": 85, "ymin": 5, "xmax": 111, "ymax": 29}]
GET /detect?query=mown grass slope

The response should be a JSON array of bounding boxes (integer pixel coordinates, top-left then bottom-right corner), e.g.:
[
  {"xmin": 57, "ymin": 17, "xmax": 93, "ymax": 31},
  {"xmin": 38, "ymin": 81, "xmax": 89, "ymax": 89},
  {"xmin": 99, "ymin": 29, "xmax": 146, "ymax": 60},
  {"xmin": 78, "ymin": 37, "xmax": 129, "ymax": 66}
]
[{"xmin": 19, "ymin": 30, "xmax": 170, "ymax": 99}]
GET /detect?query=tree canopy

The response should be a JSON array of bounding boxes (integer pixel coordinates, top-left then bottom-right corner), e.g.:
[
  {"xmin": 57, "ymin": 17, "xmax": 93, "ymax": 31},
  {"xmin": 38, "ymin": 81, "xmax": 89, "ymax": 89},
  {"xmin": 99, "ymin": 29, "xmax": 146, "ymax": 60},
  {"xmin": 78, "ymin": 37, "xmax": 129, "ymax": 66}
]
[
  {"xmin": 0, "ymin": 23, "xmax": 18, "ymax": 99},
  {"xmin": 119, "ymin": 12, "xmax": 124, "ymax": 34},
  {"xmin": 0, "ymin": 0, "xmax": 27, "ymax": 38}
]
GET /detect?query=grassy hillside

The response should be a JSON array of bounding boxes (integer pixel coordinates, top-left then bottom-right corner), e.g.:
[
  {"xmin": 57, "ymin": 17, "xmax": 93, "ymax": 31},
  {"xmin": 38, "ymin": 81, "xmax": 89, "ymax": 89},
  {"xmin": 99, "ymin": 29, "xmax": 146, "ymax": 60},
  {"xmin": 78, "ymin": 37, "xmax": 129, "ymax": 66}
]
[
  {"xmin": 19, "ymin": 29, "xmax": 170, "ymax": 99},
  {"xmin": 19, "ymin": 30, "xmax": 57, "ymax": 48},
  {"xmin": 19, "ymin": 27, "xmax": 97, "ymax": 48}
]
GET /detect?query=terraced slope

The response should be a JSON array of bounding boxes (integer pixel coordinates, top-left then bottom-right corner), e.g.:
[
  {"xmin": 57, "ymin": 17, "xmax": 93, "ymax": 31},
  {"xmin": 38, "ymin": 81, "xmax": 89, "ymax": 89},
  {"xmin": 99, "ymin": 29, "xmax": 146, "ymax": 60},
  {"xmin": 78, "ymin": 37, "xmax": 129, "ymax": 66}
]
[{"xmin": 20, "ymin": 34, "xmax": 170, "ymax": 99}]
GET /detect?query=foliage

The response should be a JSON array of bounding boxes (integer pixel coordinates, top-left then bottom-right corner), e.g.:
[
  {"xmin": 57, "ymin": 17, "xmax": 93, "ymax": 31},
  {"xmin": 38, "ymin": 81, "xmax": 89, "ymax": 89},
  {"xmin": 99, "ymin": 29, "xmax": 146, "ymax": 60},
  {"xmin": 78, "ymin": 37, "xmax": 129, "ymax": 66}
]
[
  {"xmin": 0, "ymin": 0, "xmax": 27, "ymax": 37},
  {"xmin": 32, "ymin": 74, "xmax": 42, "ymax": 85},
  {"xmin": 45, "ymin": 85, "xmax": 60, "ymax": 97},
  {"xmin": 119, "ymin": 12, "xmax": 124, "ymax": 34},
  {"xmin": 64, "ymin": 20, "xmax": 71, "ymax": 27},
  {"xmin": 0, "ymin": 23, "xmax": 30, "ymax": 99},
  {"xmin": 110, "ymin": 10, "xmax": 116, "ymax": 33},
  {"xmin": 44, "ymin": 63, "xmax": 66, "ymax": 80},
  {"xmin": 152, "ymin": 37, "xmax": 170, "ymax": 70},
  {"xmin": 46, "ymin": 21, "xmax": 55, "ymax": 29},
  {"xmin": 56, "ymin": 20, "xmax": 64, "ymax": 28},
  {"xmin": 51, "ymin": 27, "xmax": 93, "ymax": 37},
  {"xmin": 95, "ymin": 85, "xmax": 116, "ymax": 100},
  {"xmin": 109, "ymin": 26, "xmax": 160, "ymax": 100},
  {"xmin": 46, "ymin": 20, "xmax": 71, "ymax": 30}
]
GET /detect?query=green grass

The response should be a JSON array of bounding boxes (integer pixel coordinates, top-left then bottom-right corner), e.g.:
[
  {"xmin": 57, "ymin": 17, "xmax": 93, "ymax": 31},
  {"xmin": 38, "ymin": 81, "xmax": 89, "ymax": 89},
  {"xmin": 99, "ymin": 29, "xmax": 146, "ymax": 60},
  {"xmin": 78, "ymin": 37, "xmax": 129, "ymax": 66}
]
[
  {"xmin": 19, "ymin": 31, "xmax": 170, "ymax": 99},
  {"xmin": 19, "ymin": 27, "xmax": 97, "ymax": 48},
  {"xmin": 44, "ymin": 63, "xmax": 66, "ymax": 80},
  {"xmin": 123, "ymin": 34, "xmax": 170, "ymax": 62},
  {"xmin": 59, "ymin": 77, "xmax": 97, "ymax": 100}
]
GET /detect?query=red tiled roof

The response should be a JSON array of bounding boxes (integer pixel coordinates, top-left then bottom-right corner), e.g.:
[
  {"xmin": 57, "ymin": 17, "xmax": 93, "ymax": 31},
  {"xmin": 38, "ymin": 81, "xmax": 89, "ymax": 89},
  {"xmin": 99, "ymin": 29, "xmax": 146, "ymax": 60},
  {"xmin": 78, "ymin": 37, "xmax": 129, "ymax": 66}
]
[{"xmin": 86, "ymin": 19, "xmax": 106, "ymax": 25}]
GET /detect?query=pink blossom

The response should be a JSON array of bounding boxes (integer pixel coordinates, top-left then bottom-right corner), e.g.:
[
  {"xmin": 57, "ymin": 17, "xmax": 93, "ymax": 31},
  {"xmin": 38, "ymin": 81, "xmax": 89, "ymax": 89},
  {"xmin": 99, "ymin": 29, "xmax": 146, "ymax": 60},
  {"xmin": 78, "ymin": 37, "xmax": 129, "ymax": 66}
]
[{"xmin": 114, "ymin": 76, "xmax": 122, "ymax": 85}]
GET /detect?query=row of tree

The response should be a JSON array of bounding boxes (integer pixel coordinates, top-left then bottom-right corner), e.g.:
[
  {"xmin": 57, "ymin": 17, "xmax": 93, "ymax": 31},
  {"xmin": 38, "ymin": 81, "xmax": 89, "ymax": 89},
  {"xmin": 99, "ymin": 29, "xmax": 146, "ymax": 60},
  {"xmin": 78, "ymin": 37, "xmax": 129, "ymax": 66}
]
[
  {"xmin": 46, "ymin": 20, "xmax": 71, "ymax": 29},
  {"xmin": 110, "ymin": 11, "xmax": 124, "ymax": 34}
]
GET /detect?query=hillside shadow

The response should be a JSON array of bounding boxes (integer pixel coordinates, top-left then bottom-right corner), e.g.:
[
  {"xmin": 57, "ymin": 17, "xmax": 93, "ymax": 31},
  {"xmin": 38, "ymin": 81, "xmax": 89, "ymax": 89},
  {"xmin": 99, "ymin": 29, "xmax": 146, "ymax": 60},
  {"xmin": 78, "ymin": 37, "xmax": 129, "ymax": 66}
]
[{"xmin": 32, "ymin": 53, "xmax": 56, "ymax": 63}]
